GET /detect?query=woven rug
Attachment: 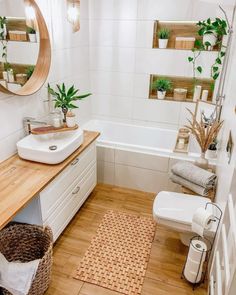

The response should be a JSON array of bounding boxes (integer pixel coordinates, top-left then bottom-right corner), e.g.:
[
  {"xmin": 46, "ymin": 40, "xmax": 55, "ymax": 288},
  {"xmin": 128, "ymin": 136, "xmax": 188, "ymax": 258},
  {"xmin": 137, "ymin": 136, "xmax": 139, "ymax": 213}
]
[{"xmin": 74, "ymin": 210, "xmax": 156, "ymax": 295}]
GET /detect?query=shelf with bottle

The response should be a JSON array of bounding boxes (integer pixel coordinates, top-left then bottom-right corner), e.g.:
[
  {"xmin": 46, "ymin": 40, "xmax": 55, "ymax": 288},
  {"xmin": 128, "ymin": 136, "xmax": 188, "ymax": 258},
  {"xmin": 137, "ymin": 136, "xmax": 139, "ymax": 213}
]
[{"xmin": 149, "ymin": 74, "xmax": 215, "ymax": 103}]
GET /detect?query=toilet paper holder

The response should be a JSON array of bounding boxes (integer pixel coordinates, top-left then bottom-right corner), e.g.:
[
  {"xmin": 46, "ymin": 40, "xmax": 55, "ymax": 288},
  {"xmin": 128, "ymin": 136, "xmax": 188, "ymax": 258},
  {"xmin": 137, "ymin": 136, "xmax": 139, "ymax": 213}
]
[{"xmin": 181, "ymin": 202, "xmax": 223, "ymax": 289}]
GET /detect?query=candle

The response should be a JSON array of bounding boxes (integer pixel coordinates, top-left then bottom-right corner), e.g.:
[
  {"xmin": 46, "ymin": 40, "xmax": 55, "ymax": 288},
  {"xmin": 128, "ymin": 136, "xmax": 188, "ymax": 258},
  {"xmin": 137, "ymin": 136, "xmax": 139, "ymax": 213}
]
[
  {"xmin": 177, "ymin": 138, "xmax": 185, "ymax": 149},
  {"xmin": 193, "ymin": 85, "xmax": 202, "ymax": 102},
  {"xmin": 52, "ymin": 118, "xmax": 61, "ymax": 128},
  {"xmin": 201, "ymin": 90, "xmax": 209, "ymax": 101}
]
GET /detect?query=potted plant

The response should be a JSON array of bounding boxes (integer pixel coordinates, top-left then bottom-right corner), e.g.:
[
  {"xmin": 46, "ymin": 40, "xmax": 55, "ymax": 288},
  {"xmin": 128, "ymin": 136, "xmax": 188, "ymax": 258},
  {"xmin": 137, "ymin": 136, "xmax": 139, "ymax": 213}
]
[
  {"xmin": 185, "ymin": 109, "xmax": 223, "ymax": 169},
  {"xmin": 206, "ymin": 139, "xmax": 218, "ymax": 159},
  {"xmin": 0, "ymin": 16, "xmax": 7, "ymax": 40},
  {"xmin": 26, "ymin": 65, "xmax": 35, "ymax": 80},
  {"xmin": 152, "ymin": 78, "xmax": 172, "ymax": 99},
  {"xmin": 157, "ymin": 28, "xmax": 170, "ymax": 49},
  {"xmin": 48, "ymin": 83, "xmax": 92, "ymax": 123},
  {"xmin": 197, "ymin": 18, "xmax": 227, "ymax": 50},
  {"xmin": 27, "ymin": 26, "xmax": 37, "ymax": 42}
]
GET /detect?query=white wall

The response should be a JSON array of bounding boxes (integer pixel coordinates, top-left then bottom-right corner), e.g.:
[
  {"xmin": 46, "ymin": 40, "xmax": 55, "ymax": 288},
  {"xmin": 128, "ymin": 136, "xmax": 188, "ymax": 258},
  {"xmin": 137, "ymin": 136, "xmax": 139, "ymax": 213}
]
[
  {"xmin": 88, "ymin": 0, "xmax": 230, "ymax": 129},
  {"xmin": 0, "ymin": 0, "xmax": 92, "ymax": 163}
]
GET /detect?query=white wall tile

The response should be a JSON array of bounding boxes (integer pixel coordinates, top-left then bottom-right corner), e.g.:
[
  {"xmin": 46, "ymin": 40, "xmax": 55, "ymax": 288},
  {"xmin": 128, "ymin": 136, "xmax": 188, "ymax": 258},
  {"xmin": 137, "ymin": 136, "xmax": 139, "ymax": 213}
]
[
  {"xmin": 97, "ymin": 146, "xmax": 115, "ymax": 162},
  {"xmin": 92, "ymin": 94, "xmax": 133, "ymax": 119},
  {"xmin": 97, "ymin": 161, "xmax": 115, "ymax": 185},
  {"xmin": 90, "ymin": 46, "xmax": 136, "ymax": 72},
  {"xmin": 136, "ymin": 20, "xmax": 154, "ymax": 48},
  {"xmin": 115, "ymin": 163, "xmax": 169, "ymax": 193},
  {"xmin": 89, "ymin": 20, "xmax": 137, "ymax": 47},
  {"xmin": 91, "ymin": 71, "xmax": 134, "ymax": 97},
  {"xmin": 89, "ymin": 0, "xmax": 138, "ymax": 20},
  {"xmin": 132, "ymin": 99, "xmax": 181, "ymax": 125},
  {"xmin": 133, "ymin": 74, "xmax": 150, "ymax": 98},
  {"xmin": 115, "ymin": 149, "xmax": 169, "ymax": 172}
]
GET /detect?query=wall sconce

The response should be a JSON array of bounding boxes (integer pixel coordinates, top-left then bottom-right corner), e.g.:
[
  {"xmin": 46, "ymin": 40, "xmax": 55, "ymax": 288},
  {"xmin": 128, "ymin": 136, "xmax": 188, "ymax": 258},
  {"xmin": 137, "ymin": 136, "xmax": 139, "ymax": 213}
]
[{"xmin": 67, "ymin": 0, "xmax": 80, "ymax": 32}]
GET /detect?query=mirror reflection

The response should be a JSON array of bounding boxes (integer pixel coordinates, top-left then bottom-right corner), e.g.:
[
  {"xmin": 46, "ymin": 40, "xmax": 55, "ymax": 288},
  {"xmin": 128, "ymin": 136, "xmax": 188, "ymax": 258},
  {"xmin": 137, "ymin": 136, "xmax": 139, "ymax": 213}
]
[{"xmin": 0, "ymin": 0, "xmax": 39, "ymax": 92}]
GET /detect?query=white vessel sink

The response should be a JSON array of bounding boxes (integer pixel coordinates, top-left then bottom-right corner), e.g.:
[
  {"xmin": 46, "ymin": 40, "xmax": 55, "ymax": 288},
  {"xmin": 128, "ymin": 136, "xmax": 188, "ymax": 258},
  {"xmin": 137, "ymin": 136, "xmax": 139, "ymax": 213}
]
[{"xmin": 17, "ymin": 128, "xmax": 84, "ymax": 164}]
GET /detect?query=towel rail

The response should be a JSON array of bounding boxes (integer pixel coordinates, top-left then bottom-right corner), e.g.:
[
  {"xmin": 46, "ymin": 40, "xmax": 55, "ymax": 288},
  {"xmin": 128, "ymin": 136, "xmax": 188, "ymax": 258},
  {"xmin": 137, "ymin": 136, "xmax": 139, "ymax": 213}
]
[
  {"xmin": 216, "ymin": 251, "xmax": 223, "ymax": 295},
  {"xmin": 228, "ymin": 194, "xmax": 236, "ymax": 248},
  {"xmin": 222, "ymin": 224, "xmax": 230, "ymax": 287}
]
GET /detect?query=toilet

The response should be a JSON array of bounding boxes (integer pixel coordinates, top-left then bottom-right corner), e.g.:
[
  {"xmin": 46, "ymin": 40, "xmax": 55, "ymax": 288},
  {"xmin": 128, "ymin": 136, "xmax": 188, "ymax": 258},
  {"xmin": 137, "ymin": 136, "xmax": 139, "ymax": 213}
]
[{"xmin": 153, "ymin": 191, "xmax": 213, "ymax": 245}]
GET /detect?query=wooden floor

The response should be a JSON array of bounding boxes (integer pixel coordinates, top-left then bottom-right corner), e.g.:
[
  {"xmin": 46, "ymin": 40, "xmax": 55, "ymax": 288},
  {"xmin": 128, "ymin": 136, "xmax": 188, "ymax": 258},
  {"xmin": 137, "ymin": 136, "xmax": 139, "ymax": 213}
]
[{"xmin": 46, "ymin": 184, "xmax": 207, "ymax": 295}]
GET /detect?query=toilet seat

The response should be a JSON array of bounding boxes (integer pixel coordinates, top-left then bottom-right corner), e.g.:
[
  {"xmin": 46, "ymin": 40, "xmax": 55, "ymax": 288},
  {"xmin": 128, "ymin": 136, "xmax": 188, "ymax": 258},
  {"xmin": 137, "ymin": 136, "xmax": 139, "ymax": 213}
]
[{"xmin": 153, "ymin": 191, "xmax": 212, "ymax": 233}]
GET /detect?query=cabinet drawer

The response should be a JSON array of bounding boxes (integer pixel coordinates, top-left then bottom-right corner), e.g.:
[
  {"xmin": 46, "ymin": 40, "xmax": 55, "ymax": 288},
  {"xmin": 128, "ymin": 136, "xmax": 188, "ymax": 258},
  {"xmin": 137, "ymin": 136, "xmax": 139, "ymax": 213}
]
[
  {"xmin": 40, "ymin": 143, "xmax": 96, "ymax": 218},
  {"xmin": 44, "ymin": 163, "xmax": 97, "ymax": 241}
]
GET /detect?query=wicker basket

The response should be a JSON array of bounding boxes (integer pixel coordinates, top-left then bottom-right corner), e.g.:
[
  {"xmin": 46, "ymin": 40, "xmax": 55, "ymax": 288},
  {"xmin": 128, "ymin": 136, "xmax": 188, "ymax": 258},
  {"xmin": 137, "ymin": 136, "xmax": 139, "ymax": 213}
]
[{"xmin": 0, "ymin": 223, "xmax": 53, "ymax": 295}]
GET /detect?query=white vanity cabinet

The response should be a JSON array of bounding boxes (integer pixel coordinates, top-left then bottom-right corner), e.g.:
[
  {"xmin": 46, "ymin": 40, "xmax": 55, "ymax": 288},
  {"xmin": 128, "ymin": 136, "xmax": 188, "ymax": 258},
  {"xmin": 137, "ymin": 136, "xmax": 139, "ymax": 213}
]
[{"xmin": 39, "ymin": 142, "xmax": 97, "ymax": 241}]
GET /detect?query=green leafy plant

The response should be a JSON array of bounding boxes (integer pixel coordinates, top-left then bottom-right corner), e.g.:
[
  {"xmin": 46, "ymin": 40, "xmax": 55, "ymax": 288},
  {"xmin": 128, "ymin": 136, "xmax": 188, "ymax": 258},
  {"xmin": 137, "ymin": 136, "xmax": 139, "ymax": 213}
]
[
  {"xmin": 26, "ymin": 65, "xmax": 35, "ymax": 80},
  {"xmin": 48, "ymin": 83, "xmax": 92, "ymax": 122},
  {"xmin": 0, "ymin": 17, "xmax": 8, "ymax": 66},
  {"xmin": 197, "ymin": 18, "xmax": 227, "ymax": 40},
  {"xmin": 26, "ymin": 26, "xmax": 36, "ymax": 34},
  {"xmin": 157, "ymin": 28, "xmax": 170, "ymax": 39},
  {"xmin": 152, "ymin": 78, "xmax": 172, "ymax": 92}
]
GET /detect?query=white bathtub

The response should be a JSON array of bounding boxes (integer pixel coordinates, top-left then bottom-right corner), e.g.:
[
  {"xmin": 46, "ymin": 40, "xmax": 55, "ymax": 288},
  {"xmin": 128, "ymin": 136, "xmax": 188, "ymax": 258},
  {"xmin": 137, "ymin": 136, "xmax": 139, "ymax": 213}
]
[{"xmin": 83, "ymin": 120, "xmax": 202, "ymax": 193}]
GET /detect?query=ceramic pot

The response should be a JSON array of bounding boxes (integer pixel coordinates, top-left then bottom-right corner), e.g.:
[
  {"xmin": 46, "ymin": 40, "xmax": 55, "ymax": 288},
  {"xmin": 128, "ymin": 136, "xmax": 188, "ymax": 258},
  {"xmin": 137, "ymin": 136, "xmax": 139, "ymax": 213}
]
[
  {"xmin": 7, "ymin": 69, "xmax": 15, "ymax": 83},
  {"xmin": 157, "ymin": 90, "xmax": 166, "ymax": 99},
  {"xmin": 206, "ymin": 149, "xmax": 217, "ymax": 159},
  {"xmin": 158, "ymin": 39, "xmax": 168, "ymax": 49},
  {"xmin": 28, "ymin": 33, "xmax": 37, "ymax": 42},
  {"xmin": 195, "ymin": 152, "xmax": 209, "ymax": 170},
  {"xmin": 66, "ymin": 114, "xmax": 76, "ymax": 128},
  {"xmin": 2, "ymin": 71, "xmax": 8, "ymax": 81},
  {"xmin": 203, "ymin": 33, "xmax": 217, "ymax": 50}
]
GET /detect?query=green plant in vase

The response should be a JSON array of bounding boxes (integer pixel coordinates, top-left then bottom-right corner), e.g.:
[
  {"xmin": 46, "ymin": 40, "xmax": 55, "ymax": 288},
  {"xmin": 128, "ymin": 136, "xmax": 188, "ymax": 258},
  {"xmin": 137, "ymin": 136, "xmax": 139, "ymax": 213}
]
[
  {"xmin": 157, "ymin": 28, "xmax": 170, "ymax": 49},
  {"xmin": 26, "ymin": 65, "xmax": 35, "ymax": 80},
  {"xmin": 48, "ymin": 83, "xmax": 92, "ymax": 123},
  {"xmin": 152, "ymin": 78, "xmax": 172, "ymax": 99}
]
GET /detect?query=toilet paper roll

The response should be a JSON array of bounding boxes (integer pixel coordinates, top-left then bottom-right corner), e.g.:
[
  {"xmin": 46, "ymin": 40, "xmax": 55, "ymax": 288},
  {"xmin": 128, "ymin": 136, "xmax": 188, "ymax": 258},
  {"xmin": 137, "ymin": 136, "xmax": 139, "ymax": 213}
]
[
  {"xmin": 192, "ymin": 207, "xmax": 214, "ymax": 237},
  {"xmin": 189, "ymin": 240, "xmax": 207, "ymax": 262},
  {"xmin": 184, "ymin": 240, "xmax": 207, "ymax": 283}
]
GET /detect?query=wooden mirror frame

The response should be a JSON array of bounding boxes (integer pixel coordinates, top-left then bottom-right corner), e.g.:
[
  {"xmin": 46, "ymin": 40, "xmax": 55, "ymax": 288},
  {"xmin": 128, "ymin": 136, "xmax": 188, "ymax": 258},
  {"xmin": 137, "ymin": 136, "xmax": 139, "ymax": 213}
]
[{"xmin": 0, "ymin": 0, "xmax": 51, "ymax": 96}]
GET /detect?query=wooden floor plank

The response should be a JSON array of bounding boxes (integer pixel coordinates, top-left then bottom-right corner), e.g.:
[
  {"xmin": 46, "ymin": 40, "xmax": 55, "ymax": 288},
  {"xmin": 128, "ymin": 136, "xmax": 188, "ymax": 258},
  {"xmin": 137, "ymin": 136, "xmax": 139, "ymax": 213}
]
[{"xmin": 45, "ymin": 184, "xmax": 206, "ymax": 295}]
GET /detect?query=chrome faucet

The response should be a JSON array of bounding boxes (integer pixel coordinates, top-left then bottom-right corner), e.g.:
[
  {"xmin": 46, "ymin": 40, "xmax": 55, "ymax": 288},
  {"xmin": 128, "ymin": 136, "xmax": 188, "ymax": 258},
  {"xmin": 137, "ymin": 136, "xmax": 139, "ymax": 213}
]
[{"xmin": 23, "ymin": 117, "xmax": 48, "ymax": 135}]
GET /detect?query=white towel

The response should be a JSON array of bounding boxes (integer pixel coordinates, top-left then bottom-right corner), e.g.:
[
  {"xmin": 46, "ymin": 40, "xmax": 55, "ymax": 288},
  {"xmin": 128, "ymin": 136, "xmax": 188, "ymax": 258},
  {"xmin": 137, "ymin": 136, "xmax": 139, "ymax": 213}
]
[
  {"xmin": 171, "ymin": 161, "xmax": 217, "ymax": 189},
  {"xmin": 0, "ymin": 253, "xmax": 40, "ymax": 295}
]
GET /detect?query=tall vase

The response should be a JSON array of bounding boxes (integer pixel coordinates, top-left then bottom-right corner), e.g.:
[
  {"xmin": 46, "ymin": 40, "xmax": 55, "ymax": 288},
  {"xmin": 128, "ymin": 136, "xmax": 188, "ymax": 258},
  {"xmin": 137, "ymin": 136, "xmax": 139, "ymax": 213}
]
[{"xmin": 195, "ymin": 152, "xmax": 209, "ymax": 170}]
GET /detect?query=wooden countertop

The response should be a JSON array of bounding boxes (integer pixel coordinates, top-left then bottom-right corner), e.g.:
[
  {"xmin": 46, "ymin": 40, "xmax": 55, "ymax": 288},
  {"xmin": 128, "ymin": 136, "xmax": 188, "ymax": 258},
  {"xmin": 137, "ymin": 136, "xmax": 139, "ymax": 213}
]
[{"xmin": 0, "ymin": 130, "xmax": 100, "ymax": 230}]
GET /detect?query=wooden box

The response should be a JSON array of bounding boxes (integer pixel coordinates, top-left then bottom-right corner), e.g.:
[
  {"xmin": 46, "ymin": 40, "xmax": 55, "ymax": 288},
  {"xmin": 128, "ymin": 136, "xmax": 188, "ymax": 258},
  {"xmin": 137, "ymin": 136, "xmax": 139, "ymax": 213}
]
[
  {"xmin": 175, "ymin": 37, "xmax": 195, "ymax": 50},
  {"xmin": 173, "ymin": 88, "xmax": 187, "ymax": 100},
  {"xmin": 8, "ymin": 30, "xmax": 27, "ymax": 41},
  {"xmin": 16, "ymin": 73, "xmax": 27, "ymax": 85}
]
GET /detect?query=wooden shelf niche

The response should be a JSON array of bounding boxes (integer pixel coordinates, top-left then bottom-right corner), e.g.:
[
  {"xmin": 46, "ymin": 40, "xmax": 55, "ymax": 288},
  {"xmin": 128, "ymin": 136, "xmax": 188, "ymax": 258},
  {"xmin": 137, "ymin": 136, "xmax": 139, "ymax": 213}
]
[
  {"xmin": 149, "ymin": 74, "xmax": 214, "ymax": 102},
  {"xmin": 153, "ymin": 20, "xmax": 220, "ymax": 51},
  {"xmin": 5, "ymin": 17, "xmax": 31, "ymax": 42},
  {"xmin": 0, "ymin": 62, "xmax": 34, "ymax": 86}
]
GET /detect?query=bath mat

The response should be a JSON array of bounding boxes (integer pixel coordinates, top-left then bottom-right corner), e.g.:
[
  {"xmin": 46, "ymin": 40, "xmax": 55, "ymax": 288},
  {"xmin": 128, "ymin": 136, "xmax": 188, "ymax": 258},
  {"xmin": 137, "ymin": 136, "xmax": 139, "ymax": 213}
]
[{"xmin": 74, "ymin": 210, "xmax": 156, "ymax": 295}]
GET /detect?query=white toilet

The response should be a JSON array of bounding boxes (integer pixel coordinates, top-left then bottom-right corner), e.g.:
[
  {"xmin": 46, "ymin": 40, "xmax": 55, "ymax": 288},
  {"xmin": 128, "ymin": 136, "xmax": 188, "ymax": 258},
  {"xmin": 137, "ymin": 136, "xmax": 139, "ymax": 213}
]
[{"xmin": 153, "ymin": 191, "xmax": 213, "ymax": 245}]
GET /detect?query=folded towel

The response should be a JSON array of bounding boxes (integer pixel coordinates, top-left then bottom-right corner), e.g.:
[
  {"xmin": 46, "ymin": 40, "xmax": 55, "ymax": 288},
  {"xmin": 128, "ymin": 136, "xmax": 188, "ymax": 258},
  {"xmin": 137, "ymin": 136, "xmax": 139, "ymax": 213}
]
[
  {"xmin": 170, "ymin": 173, "xmax": 210, "ymax": 197},
  {"xmin": 171, "ymin": 161, "xmax": 217, "ymax": 189},
  {"xmin": 0, "ymin": 253, "xmax": 40, "ymax": 295}
]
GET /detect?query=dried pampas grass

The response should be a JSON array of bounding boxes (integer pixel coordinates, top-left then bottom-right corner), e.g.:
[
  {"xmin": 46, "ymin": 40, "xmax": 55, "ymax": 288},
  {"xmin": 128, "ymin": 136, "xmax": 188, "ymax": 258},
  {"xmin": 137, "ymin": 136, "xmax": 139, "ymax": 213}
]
[{"xmin": 185, "ymin": 109, "xmax": 223, "ymax": 153}]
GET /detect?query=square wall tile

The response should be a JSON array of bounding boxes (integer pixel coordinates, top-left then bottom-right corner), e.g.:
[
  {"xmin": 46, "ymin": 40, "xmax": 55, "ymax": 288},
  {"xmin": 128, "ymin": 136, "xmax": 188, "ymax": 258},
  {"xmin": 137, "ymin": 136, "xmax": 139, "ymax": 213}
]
[
  {"xmin": 90, "ymin": 46, "xmax": 136, "ymax": 72},
  {"xmin": 89, "ymin": 20, "xmax": 137, "ymax": 47},
  {"xmin": 115, "ymin": 164, "xmax": 169, "ymax": 193},
  {"xmin": 132, "ymin": 99, "xmax": 181, "ymax": 125},
  {"xmin": 91, "ymin": 71, "xmax": 134, "ymax": 97}
]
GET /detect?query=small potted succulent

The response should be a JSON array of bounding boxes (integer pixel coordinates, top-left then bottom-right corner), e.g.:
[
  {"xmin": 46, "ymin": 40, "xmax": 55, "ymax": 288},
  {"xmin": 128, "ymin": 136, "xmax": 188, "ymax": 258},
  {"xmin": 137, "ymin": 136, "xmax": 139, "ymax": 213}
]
[
  {"xmin": 197, "ymin": 18, "xmax": 227, "ymax": 50},
  {"xmin": 157, "ymin": 28, "xmax": 170, "ymax": 49},
  {"xmin": 48, "ymin": 83, "xmax": 92, "ymax": 123},
  {"xmin": 152, "ymin": 78, "xmax": 172, "ymax": 99},
  {"xmin": 206, "ymin": 138, "xmax": 218, "ymax": 159},
  {"xmin": 27, "ymin": 26, "xmax": 37, "ymax": 42}
]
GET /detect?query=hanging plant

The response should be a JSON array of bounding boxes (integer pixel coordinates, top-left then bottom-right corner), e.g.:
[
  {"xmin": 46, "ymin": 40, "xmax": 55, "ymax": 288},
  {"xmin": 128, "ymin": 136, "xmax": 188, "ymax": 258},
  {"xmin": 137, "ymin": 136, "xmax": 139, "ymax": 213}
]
[{"xmin": 0, "ymin": 17, "xmax": 8, "ymax": 66}]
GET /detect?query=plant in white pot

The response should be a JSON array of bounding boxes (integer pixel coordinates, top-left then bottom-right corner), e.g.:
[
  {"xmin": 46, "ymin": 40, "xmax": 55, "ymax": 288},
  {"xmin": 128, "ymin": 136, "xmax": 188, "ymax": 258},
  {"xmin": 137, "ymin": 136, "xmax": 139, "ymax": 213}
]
[
  {"xmin": 197, "ymin": 18, "xmax": 227, "ymax": 50},
  {"xmin": 48, "ymin": 83, "xmax": 92, "ymax": 123},
  {"xmin": 206, "ymin": 139, "xmax": 218, "ymax": 159},
  {"xmin": 152, "ymin": 78, "xmax": 172, "ymax": 100},
  {"xmin": 27, "ymin": 26, "xmax": 37, "ymax": 42},
  {"xmin": 185, "ymin": 109, "xmax": 223, "ymax": 169},
  {"xmin": 157, "ymin": 28, "xmax": 170, "ymax": 49}
]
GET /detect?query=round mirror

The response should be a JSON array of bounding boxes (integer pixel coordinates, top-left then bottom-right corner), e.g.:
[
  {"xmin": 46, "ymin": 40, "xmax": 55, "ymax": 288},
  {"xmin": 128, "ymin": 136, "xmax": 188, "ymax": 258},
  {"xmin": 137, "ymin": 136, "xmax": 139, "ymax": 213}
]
[{"xmin": 0, "ymin": 0, "xmax": 51, "ymax": 96}]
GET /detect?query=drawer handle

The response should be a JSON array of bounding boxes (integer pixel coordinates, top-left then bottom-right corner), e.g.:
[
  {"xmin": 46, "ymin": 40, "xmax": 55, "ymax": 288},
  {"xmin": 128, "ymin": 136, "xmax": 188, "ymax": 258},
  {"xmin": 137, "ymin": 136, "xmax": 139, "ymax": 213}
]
[
  {"xmin": 71, "ymin": 158, "xmax": 79, "ymax": 166},
  {"xmin": 72, "ymin": 186, "xmax": 80, "ymax": 195}
]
